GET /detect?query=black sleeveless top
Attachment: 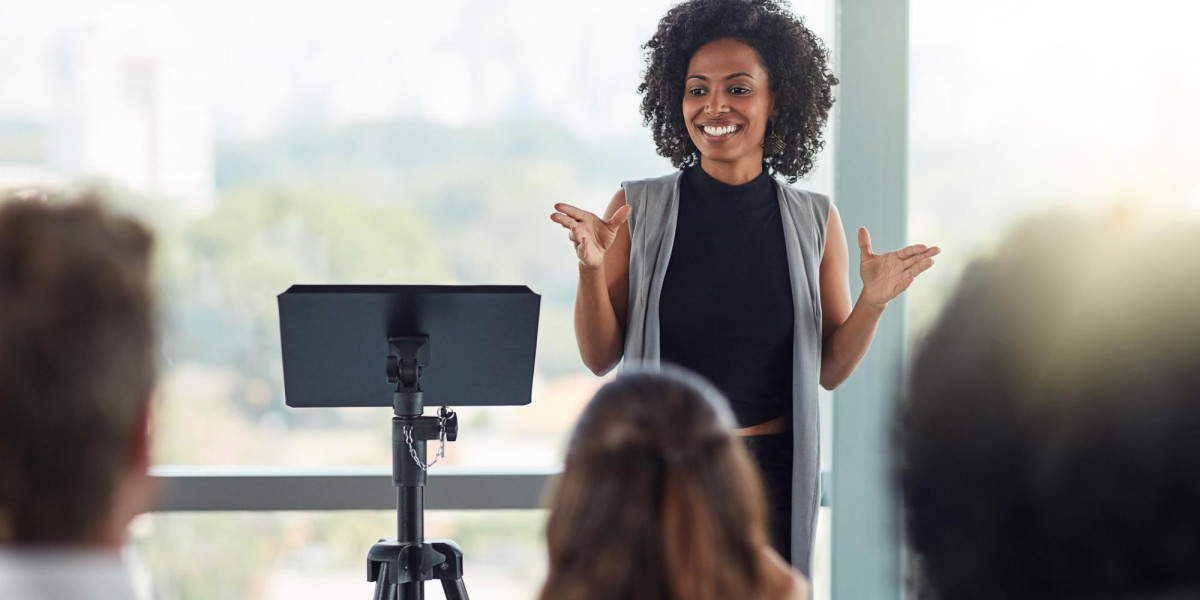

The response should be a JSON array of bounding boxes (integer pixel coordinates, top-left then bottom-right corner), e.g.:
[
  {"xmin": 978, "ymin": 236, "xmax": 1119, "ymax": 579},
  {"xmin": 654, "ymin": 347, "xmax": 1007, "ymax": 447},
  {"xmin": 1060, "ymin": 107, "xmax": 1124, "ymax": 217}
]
[{"xmin": 659, "ymin": 166, "xmax": 795, "ymax": 428}]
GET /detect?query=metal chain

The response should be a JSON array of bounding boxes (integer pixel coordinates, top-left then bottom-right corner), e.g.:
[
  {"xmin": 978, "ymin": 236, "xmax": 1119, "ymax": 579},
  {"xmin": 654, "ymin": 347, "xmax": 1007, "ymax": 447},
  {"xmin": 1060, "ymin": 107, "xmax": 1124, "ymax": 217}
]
[{"xmin": 404, "ymin": 409, "xmax": 449, "ymax": 472}]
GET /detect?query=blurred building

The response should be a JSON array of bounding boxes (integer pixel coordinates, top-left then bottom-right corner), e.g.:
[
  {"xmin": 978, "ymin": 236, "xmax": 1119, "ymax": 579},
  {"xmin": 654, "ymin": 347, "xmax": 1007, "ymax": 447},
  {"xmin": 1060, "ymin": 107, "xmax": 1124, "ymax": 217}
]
[{"xmin": 48, "ymin": 7, "xmax": 215, "ymax": 213}]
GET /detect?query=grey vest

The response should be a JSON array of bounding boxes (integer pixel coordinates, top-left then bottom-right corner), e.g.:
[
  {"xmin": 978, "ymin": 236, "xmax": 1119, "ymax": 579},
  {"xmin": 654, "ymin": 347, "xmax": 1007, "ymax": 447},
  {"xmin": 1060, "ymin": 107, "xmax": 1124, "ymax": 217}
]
[{"xmin": 619, "ymin": 170, "xmax": 831, "ymax": 575}]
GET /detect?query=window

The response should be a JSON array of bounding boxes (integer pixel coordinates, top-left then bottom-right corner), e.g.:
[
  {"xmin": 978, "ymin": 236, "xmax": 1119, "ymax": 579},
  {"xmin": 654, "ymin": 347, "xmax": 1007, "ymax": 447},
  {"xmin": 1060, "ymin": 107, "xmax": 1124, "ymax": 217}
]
[
  {"xmin": 0, "ymin": 0, "xmax": 836, "ymax": 597},
  {"xmin": 907, "ymin": 0, "xmax": 1200, "ymax": 335},
  {"xmin": 130, "ymin": 510, "xmax": 545, "ymax": 600}
]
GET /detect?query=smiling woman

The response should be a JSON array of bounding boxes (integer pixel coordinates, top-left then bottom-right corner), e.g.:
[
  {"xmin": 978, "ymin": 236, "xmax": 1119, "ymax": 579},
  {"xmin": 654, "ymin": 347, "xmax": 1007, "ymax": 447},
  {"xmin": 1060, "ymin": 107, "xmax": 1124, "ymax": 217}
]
[
  {"xmin": 683, "ymin": 38, "xmax": 777, "ymax": 184},
  {"xmin": 548, "ymin": 0, "xmax": 940, "ymax": 579},
  {"xmin": 639, "ymin": 0, "xmax": 838, "ymax": 183}
]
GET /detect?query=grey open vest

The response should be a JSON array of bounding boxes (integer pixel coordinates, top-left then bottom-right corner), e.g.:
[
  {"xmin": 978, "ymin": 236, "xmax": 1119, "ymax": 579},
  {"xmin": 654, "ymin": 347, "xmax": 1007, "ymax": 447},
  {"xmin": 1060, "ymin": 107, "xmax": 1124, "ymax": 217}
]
[{"xmin": 619, "ymin": 170, "xmax": 831, "ymax": 575}]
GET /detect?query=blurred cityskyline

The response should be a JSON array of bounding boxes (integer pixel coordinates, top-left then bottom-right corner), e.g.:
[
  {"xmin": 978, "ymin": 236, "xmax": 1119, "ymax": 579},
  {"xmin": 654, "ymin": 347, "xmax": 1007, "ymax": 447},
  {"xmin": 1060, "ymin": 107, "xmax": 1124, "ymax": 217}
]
[
  {"xmin": 0, "ymin": 0, "xmax": 840, "ymax": 202},
  {"xmin": 3, "ymin": 0, "xmax": 1196, "ymax": 219}
]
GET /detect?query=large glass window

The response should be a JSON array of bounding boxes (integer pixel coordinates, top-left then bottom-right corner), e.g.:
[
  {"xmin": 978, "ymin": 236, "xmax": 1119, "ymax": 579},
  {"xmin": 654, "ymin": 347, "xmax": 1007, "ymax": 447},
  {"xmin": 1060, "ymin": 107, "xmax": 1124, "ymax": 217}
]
[
  {"xmin": 0, "ymin": 0, "xmax": 833, "ymax": 469},
  {"xmin": 1, "ymin": 0, "xmax": 836, "ymax": 597},
  {"xmin": 907, "ymin": 0, "xmax": 1200, "ymax": 335},
  {"xmin": 130, "ymin": 510, "xmax": 545, "ymax": 600}
]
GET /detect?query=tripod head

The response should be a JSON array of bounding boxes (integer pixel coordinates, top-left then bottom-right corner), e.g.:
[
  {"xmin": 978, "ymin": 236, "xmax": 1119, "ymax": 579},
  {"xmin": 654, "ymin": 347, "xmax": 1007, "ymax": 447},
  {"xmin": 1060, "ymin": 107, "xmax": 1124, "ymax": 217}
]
[
  {"xmin": 386, "ymin": 337, "xmax": 458, "ymax": 471},
  {"xmin": 387, "ymin": 336, "xmax": 428, "ymax": 395}
]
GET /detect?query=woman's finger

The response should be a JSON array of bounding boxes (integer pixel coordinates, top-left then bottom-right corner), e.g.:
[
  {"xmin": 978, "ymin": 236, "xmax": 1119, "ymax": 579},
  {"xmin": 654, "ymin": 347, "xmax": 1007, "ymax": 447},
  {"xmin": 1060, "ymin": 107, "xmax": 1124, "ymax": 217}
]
[
  {"xmin": 550, "ymin": 213, "xmax": 579, "ymax": 229},
  {"xmin": 901, "ymin": 247, "xmax": 941, "ymax": 269},
  {"xmin": 858, "ymin": 227, "xmax": 873, "ymax": 257},
  {"xmin": 905, "ymin": 257, "xmax": 935, "ymax": 278},
  {"xmin": 895, "ymin": 244, "xmax": 928, "ymax": 260},
  {"xmin": 554, "ymin": 203, "xmax": 592, "ymax": 221},
  {"xmin": 605, "ymin": 204, "xmax": 632, "ymax": 229}
]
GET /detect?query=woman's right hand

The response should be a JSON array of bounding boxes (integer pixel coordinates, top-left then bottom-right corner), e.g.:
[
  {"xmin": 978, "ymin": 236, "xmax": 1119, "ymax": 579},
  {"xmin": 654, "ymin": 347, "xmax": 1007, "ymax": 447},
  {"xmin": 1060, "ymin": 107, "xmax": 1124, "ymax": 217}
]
[{"xmin": 550, "ymin": 202, "xmax": 632, "ymax": 270}]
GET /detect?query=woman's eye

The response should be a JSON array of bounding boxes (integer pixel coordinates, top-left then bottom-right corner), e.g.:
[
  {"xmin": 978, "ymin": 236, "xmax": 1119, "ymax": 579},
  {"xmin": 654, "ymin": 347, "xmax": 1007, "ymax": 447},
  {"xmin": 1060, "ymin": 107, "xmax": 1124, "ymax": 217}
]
[
  {"xmin": 688, "ymin": 88, "xmax": 707, "ymax": 96},
  {"xmin": 731, "ymin": 86, "xmax": 751, "ymax": 95}
]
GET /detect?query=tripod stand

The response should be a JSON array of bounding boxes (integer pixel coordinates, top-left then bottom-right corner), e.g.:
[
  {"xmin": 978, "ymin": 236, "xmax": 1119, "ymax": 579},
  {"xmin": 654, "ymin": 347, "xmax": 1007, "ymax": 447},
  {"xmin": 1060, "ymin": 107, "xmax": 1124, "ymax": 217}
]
[
  {"xmin": 277, "ymin": 285, "xmax": 539, "ymax": 599},
  {"xmin": 367, "ymin": 337, "xmax": 469, "ymax": 600}
]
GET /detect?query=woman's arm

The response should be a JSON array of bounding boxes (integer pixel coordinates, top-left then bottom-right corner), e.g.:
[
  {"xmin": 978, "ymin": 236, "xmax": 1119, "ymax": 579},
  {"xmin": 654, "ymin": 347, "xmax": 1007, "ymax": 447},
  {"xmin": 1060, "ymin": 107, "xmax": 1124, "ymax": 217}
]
[
  {"xmin": 817, "ymin": 205, "xmax": 939, "ymax": 389},
  {"xmin": 554, "ymin": 189, "xmax": 631, "ymax": 376},
  {"xmin": 817, "ymin": 205, "xmax": 875, "ymax": 390}
]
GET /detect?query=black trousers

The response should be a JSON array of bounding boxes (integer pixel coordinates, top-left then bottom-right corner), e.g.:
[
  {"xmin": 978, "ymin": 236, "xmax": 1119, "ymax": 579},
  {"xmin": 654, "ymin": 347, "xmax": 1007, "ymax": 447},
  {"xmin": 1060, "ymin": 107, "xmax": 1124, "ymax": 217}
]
[{"xmin": 742, "ymin": 429, "xmax": 795, "ymax": 564}]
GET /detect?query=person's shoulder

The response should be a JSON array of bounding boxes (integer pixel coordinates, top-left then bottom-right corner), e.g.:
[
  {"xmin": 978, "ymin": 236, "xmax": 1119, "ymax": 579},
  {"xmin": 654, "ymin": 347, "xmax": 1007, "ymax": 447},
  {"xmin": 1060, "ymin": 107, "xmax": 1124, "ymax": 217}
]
[
  {"xmin": 774, "ymin": 179, "xmax": 830, "ymax": 209},
  {"xmin": 620, "ymin": 171, "xmax": 683, "ymax": 211},
  {"xmin": 760, "ymin": 547, "xmax": 811, "ymax": 600},
  {"xmin": 774, "ymin": 573, "xmax": 811, "ymax": 600},
  {"xmin": 0, "ymin": 548, "xmax": 139, "ymax": 600},
  {"xmin": 774, "ymin": 180, "xmax": 832, "ymax": 237},
  {"xmin": 621, "ymin": 171, "xmax": 683, "ymax": 189}
]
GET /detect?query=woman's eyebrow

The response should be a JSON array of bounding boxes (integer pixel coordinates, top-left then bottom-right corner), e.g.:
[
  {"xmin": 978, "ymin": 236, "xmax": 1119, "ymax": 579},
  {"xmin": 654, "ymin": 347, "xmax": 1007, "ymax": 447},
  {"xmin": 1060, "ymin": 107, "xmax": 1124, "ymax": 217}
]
[{"xmin": 686, "ymin": 72, "xmax": 756, "ymax": 81}]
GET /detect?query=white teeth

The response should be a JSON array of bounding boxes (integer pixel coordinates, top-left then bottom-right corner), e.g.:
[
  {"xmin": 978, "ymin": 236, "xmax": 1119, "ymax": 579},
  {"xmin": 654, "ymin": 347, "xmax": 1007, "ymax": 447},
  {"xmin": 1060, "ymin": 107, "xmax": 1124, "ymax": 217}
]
[{"xmin": 702, "ymin": 125, "xmax": 738, "ymax": 136}]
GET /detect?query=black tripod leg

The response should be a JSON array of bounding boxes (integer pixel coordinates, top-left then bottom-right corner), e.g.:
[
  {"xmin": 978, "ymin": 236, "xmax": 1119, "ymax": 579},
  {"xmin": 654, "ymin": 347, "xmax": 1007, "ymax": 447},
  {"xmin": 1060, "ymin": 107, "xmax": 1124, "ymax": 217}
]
[
  {"xmin": 441, "ymin": 578, "xmax": 469, "ymax": 600},
  {"xmin": 373, "ymin": 563, "xmax": 396, "ymax": 600},
  {"xmin": 401, "ymin": 581, "xmax": 422, "ymax": 599}
]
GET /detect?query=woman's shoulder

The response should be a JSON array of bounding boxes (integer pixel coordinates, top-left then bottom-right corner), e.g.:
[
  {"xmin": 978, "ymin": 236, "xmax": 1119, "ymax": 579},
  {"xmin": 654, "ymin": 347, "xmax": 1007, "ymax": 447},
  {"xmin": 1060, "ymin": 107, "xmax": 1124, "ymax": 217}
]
[
  {"xmin": 773, "ymin": 179, "xmax": 832, "ymax": 237},
  {"xmin": 620, "ymin": 170, "xmax": 683, "ymax": 189},
  {"xmin": 620, "ymin": 171, "xmax": 682, "ymax": 199},
  {"xmin": 773, "ymin": 179, "xmax": 830, "ymax": 210},
  {"xmin": 760, "ymin": 547, "xmax": 811, "ymax": 600},
  {"xmin": 619, "ymin": 171, "xmax": 683, "ymax": 212}
]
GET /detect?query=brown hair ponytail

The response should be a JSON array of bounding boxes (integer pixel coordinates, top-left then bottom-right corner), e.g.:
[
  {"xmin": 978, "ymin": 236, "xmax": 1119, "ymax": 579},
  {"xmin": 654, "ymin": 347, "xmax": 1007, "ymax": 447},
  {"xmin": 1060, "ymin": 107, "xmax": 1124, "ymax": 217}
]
[{"xmin": 540, "ymin": 369, "xmax": 771, "ymax": 600}]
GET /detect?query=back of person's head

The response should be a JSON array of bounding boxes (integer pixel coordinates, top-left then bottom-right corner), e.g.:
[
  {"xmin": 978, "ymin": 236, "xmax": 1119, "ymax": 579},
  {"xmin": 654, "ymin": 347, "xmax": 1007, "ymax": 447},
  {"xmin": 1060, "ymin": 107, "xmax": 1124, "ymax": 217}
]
[
  {"xmin": 0, "ymin": 191, "xmax": 157, "ymax": 545},
  {"xmin": 895, "ymin": 209, "xmax": 1200, "ymax": 600},
  {"xmin": 540, "ymin": 368, "xmax": 771, "ymax": 600}
]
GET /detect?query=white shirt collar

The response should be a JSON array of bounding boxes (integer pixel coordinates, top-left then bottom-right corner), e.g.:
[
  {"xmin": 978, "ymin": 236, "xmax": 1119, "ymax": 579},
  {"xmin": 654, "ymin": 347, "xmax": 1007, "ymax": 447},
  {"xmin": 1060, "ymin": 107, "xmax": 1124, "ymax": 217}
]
[{"xmin": 0, "ymin": 547, "xmax": 138, "ymax": 600}]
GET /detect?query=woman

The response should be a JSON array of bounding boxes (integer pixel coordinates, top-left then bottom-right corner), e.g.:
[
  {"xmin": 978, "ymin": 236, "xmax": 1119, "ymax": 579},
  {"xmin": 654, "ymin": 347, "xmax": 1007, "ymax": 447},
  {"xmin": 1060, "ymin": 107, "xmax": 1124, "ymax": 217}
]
[
  {"xmin": 539, "ymin": 369, "xmax": 808, "ymax": 600},
  {"xmin": 550, "ymin": 0, "xmax": 940, "ymax": 572}
]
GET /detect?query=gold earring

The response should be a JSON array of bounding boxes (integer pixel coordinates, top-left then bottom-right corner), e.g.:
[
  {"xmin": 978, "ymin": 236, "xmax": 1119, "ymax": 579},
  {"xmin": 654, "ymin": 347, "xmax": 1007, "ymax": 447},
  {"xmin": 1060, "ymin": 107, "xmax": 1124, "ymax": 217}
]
[{"xmin": 765, "ymin": 122, "xmax": 786, "ymax": 156}]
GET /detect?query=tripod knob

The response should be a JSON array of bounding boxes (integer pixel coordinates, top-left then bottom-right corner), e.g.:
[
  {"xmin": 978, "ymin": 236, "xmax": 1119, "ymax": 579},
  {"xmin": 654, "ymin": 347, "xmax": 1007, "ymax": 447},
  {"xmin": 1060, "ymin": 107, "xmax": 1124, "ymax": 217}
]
[
  {"xmin": 386, "ymin": 356, "xmax": 399, "ymax": 383},
  {"xmin": 439, "ymin": 406, "xmax": 459, "ymax": 442}
]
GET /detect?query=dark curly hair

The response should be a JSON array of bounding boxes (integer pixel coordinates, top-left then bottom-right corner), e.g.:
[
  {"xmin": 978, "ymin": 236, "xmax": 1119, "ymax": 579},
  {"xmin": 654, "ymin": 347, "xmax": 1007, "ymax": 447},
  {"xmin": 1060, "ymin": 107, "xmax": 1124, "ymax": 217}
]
[
  {"xmin": 895, "ymin": 212, "xmax": 1200, "ymax": 599},
  {"xmin": 638, "ymin": 0, "xmax": 838, "ymax": 183}
]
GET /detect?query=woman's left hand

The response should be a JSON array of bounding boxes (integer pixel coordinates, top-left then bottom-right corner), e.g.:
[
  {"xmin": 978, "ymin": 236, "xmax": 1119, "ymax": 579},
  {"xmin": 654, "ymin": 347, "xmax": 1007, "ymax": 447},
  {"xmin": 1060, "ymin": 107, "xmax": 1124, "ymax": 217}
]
[{"xmin": 858, "ymin": 227, "xmax": 940, "ymax": 308}]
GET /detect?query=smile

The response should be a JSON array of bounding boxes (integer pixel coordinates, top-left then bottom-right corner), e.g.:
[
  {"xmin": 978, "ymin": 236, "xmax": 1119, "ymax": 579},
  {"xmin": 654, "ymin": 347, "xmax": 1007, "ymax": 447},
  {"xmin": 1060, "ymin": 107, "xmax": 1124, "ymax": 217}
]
[{"xmin": 700, "ymin": 124, "xmax": 742, "ymax": 138}]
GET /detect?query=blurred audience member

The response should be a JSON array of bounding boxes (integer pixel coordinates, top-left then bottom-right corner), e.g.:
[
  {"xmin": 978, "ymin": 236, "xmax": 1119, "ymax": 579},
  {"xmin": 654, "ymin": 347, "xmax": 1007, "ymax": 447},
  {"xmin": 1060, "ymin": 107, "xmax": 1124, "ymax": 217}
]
[
  {"xmin": 540, "ymin": 367, "xmax": 809, "ymax": 600},
  {"xmin": 0, "ymin": 192, "xmax": 158, "ymax": 600},
  {"xmin": 895, "ymin": 210, "xmax": 1200, "ymax": 599}
]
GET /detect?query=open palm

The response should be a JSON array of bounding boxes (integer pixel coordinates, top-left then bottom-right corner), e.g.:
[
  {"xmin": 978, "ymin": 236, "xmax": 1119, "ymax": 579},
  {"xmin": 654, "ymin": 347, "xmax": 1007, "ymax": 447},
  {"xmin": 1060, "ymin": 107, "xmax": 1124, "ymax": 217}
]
[
  {"xmin": 550, "ymin": 203, "xmax": 631, "ymax": 269},
  {"xmin": 858, "ymin": 227, "xmax": 940, "ymax": 308}
]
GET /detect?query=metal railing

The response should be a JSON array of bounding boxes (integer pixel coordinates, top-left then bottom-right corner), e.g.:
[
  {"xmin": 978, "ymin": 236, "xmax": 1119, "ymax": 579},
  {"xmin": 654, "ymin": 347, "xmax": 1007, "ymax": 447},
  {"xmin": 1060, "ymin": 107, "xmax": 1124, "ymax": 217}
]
[{"xmin": 151, "ymin": 466, "xmax": 831, "ymax": 512}]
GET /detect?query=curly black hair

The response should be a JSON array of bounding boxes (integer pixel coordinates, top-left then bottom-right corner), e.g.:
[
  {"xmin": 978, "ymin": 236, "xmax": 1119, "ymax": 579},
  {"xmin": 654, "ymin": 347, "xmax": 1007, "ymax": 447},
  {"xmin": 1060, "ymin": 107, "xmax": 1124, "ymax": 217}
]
[
  {"xmin": 638, "ymin": 0, "xmax": 838, "ymax": 183},
  {"xmin": 895, "ymin": 213, "xmax": 1200, "ymax": 599}
]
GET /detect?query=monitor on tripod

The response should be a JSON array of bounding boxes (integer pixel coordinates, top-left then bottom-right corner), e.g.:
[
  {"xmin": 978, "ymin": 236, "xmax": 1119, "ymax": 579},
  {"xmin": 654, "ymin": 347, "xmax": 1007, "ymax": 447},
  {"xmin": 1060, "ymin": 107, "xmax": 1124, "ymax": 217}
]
[{"xmin": 278, "ymin": 284, "xmax": 541, "ymax": 600}]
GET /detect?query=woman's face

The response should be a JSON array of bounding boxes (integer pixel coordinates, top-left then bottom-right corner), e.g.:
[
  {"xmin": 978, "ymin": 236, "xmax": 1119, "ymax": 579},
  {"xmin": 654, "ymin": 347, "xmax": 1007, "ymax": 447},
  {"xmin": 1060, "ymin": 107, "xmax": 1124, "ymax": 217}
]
[{"xmin": 682, "ymin": 38, "xmax": 775, "ymax": 169}]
